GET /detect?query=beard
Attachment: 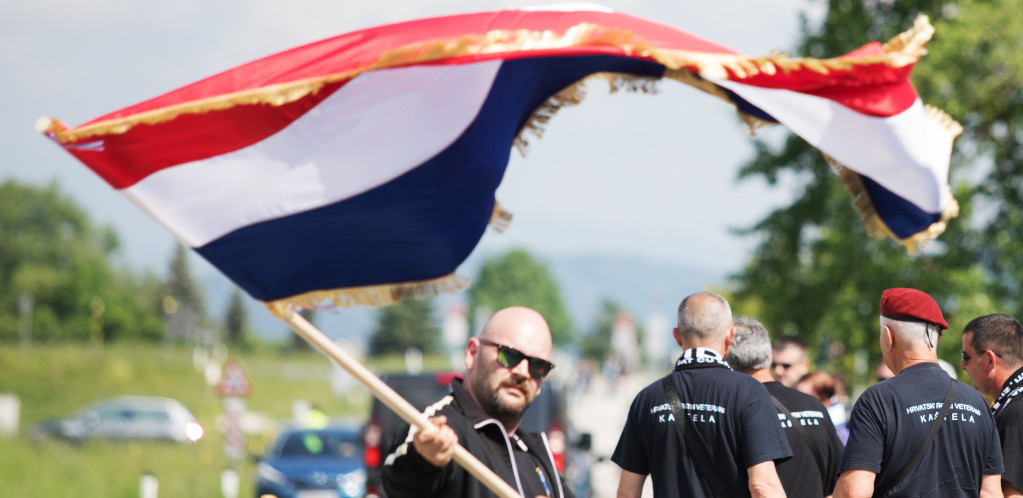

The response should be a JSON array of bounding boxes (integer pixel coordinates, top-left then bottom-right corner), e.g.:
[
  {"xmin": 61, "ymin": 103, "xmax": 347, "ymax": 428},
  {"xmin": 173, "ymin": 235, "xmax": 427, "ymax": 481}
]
[
  {"xmin": 488, "ymin": 386, "xmax": 528, "ymax": 419},
  {"xmin": 476, "ymin": 376, "xmax": 532, "ymax": 423}
]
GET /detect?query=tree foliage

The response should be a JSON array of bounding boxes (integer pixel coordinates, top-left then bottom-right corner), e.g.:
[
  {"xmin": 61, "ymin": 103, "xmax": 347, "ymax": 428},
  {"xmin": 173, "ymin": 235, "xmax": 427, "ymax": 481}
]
[
  {"xmin": 368, "ymin": 297, "xmax": 441, "ymax": 355},
  {"xmin": 729, "ymin": 0, "xmax": 1020, "ymax": 389},
  {"xmin": 0, "ymin": 180, "xmax": 163, "ymax": 343},
  {"xmin": 914, "ymin": 0, "xmax": 1023, "ymax": 309},
  {"xmin": 165, "ymin": 244, "xmax": 204, "ymax": 314},
  {"xmin": 162, "ymin": 244, "xmax": 207, "ymax": 343},
  {"xmin": 580, "ymin": 299, "xmax": 624, "ymax": 361},
  {"xmin": 224, "ymin": 287, "xmax": 248, "ymax": 346},
  {"xmin": 467, "ymin": 249, "xmax": 573, "ymax": 346}
]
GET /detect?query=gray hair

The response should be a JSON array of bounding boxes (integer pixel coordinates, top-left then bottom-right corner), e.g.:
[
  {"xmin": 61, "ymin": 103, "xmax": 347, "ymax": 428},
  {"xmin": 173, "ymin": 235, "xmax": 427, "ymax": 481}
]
[
  {"xmin": 881, "ymin": 315, "xmax": 938, "ymax": 351},
  {"xmin": 677, "ymin": 292, "xmax": 732, "ymax": 341},
  {"xmin": 727, "ymin": 316, "xmax": 773, "ymax": 372}
]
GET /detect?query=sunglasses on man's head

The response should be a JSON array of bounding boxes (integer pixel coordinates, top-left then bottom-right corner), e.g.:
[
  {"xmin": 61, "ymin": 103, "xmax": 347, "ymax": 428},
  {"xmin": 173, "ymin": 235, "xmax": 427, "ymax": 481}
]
[{"xmin": 479, "ymin": 338, "xmax": 554, "ymax": 380}]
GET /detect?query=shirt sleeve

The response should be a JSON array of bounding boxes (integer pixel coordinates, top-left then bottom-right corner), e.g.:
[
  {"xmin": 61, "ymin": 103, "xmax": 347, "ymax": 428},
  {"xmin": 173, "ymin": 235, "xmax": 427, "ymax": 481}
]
[
  {"xmin": 381, "ymin": 424, "xmax": 449, "ymax": 497},
  {"xmin": 740, "ymin": 383, "xmax": 793, "ymax": 468},
  {"xmin": 611, "ymin": 392, "xmax": 650, "ymax": 475},
  {"xmin": 839, "ymin": 389, "xmax": 885, "ymax": 474}
]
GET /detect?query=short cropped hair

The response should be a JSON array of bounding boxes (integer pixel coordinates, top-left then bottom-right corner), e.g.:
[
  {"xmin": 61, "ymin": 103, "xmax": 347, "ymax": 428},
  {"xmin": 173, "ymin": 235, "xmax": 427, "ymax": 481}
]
[
  {"xmin": 773, "ymin": 335, "xmax": 807, "ymax": 354},
  {"xmin": 881, "ymin": 315, "xmax": 937, "ymax": 351},
  {"xmin": 677, "ymin": 292, "xmax": 732, "ymax": 341},
  {"xmin": 965, "ymin": 313, "xmax": 1023, "ymax": 367},
  {"xmin": 727, "ymin": 316, "xmax": 772, "ymax": 372}
]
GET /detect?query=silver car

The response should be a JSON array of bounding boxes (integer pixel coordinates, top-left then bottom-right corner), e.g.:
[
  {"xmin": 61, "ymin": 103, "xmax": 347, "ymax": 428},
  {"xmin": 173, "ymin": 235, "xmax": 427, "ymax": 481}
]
[{"xmin": 32, "ymin": 395, "xmax": 204, "ymax": 443}]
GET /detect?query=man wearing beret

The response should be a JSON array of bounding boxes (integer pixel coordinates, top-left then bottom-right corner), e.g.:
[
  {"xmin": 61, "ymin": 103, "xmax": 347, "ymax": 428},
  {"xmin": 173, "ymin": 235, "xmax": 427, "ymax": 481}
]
[
  {"xmin": 834, "ymin": 288, "xmax": 1003, "ymax": 498},
  {"xmin": 960, "ymin": 313, "xmax": 1023, "ymax": 497}
]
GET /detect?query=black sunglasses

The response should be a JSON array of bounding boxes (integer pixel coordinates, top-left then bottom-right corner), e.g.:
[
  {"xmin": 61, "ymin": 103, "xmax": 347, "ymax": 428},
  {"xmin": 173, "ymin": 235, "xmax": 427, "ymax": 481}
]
[
  {"xmin": 962, "ymin": 349, "xmax": 1002, "ymax": 363},
  {"xmin": 479, "ymin": 338, "xmax": 554, "ymax": 379},
  {"xmin": 772, "ymin": 362, "xmax": 793, "ymax": 370}
]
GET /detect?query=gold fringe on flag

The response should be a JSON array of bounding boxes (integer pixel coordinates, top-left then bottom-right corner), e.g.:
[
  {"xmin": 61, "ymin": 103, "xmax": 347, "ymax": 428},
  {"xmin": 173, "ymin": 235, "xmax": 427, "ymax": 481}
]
[
  {"xmin": 489, "ymin": 200, "xmax": 513, "ymax": 233},
  {"xmin": 827, "ymin": 157, "xmax": 960, "ymax": 253},
  {"xmin": 513, "ymin": 72, "xmax": 658, "ymax": 157},
  {"xmin": 263, "ymin": 272, "xmax": 470, "ymax": 317},
  {"xmin": 661, "ymin": 68, "xmax": 776, "ymax": 135},
  {"xmin": 43, "ymin": 15, "xmax": 939, "ymax": 144}
]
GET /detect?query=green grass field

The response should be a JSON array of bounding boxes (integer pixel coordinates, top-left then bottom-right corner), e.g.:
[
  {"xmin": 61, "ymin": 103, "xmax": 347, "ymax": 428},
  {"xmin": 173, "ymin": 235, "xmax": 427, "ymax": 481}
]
[{"xmin": 0, "ymin": 342, "xmax": 449, "ymax": 497}]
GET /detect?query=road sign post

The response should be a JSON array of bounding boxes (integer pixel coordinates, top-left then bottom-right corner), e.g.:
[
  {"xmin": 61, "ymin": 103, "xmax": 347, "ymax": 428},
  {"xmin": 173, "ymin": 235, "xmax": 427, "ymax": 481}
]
[{"xmin": 215, "ymin": 358, "xmax": 252, "ymax": 464}]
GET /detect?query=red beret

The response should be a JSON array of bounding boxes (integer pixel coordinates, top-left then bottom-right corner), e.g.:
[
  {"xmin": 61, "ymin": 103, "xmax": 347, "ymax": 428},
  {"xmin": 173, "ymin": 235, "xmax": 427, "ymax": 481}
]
[{"xmin": 880, "ymin": 288, "xmax": 948, "ymax": 330}]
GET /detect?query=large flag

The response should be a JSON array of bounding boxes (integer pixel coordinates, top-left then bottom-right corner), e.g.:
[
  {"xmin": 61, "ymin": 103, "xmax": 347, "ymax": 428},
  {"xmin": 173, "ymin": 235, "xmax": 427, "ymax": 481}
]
[{"xmin": 39, "ymin": 5, "xmax": 960, "ymax": 312}]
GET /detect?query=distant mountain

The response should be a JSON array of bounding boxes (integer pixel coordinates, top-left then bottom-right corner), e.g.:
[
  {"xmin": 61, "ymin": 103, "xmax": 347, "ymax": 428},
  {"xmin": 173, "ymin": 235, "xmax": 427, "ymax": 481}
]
[
  {"xmin": 198, "ymin": 251, "xmax": 731, "ymax": 344},
  {"xmin": 545, "ymin": 253, "xmax": 729, "ymax": 334}
]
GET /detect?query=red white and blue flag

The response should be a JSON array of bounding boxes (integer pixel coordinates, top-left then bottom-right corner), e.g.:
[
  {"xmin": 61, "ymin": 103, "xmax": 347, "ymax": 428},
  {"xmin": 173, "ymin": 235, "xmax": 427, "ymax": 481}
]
[{"xmin": 39, "ymin": 5, "xmax": 960, "ymax": 311}]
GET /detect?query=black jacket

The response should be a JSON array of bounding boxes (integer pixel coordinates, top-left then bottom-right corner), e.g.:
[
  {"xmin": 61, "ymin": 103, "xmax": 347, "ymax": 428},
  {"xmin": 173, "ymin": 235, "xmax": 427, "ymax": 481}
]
[{"xmin": 382, "ymin": 377, "xmax": 574, "ymax": 498}]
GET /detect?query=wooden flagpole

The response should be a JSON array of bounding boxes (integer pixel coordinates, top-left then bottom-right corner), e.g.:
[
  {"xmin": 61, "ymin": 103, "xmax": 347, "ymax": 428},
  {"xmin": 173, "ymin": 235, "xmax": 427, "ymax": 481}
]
[{"xmin": 273, "ymin": 307, "xmax": 521, "ymax": 498}]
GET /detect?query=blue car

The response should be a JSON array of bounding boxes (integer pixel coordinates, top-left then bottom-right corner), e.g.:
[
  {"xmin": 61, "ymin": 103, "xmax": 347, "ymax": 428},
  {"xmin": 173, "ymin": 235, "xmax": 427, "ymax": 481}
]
[{"xmin": 256, "ymin": 426, "xmax": 366, "ymax": 498}]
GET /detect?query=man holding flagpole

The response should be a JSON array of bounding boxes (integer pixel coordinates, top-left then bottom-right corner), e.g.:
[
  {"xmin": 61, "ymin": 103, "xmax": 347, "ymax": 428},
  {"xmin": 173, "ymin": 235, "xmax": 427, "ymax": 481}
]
[{"xmin": 382, "ymin": 306, "xmax": 572, "ymax": 498}]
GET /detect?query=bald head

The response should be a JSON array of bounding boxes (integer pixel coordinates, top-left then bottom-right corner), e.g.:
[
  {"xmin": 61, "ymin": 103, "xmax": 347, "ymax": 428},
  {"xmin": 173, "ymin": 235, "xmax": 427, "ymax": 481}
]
[
  {"xmin": 467, "ymin": 306, "xmax": 553, "ymax": 430},
  {"xmin": 677, "ymin": 292, "xmax": 733, "ymax": 342},
  {"xmin": 479, "ymin": 306, "xmax": 553, "ymax": 361}
]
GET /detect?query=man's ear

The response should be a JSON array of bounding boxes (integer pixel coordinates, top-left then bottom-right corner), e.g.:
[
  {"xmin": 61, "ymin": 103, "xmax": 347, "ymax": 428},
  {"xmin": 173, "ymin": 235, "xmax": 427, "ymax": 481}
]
[
  {"xmin": 723, "ymin": 326, "xmax": 735, "ymax": 352},
  {"xmin": 984, "ymin": 349, "xmax": 1001, "ymax": 374},
  {"xmin": 881, "ymin": 324, "xmax": 895, "ymax": 351},
  {"xmin": 672, "ymin": 328, "xmax": 682, "ymax": 347},
  {"xmin": 465, "ymin": 337, "xmax": 480, "ymax": 371}
]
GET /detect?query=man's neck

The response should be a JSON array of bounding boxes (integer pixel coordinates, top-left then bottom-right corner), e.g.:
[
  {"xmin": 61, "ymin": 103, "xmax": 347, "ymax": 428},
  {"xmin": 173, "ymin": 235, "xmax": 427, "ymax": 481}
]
[
  {"xmin": 892, "ymin": 352, "xmax": 938, "ymax": 375},
  {"xmin": 992, "ymin": 363, "xmax": 1023, "ymax": 395},
  {"xmin": 681, "ymin": 343, "xmax": 724, "ymax": 355},
  {"xmin": 749, "ymin": 368, "xmax": 773, "ymax": 383}
]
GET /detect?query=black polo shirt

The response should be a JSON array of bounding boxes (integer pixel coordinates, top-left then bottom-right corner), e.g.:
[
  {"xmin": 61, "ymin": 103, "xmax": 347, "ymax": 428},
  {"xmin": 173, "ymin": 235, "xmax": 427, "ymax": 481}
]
[
  {"xmin": 993, "ymin": 366, "xmax": 1023, "ymax": 492},
  {"xmin": 612, "ymin": 351, "xmax": 791, "ymax": 498},
  {"xmin": 765, "ymin": 381, "xmax": 844, "ymax": 497},
  {"xmin": 840, "ymin": 362, "xmax": 1003, "ymax": 497}
]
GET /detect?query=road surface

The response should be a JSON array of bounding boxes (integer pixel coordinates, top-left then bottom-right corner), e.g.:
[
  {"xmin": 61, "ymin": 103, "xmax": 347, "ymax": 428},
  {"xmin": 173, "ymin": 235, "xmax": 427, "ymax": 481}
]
[{"xmin": 567, "ymin": 372, "xmax": 656, "ymax": 498}]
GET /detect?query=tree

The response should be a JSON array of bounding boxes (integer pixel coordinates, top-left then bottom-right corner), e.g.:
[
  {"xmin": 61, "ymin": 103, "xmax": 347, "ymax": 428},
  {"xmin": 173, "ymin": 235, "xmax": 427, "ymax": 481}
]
[
  {"xmin": 0, "ymin": 180, "xmax": 163, "ymax": 342},
  {"xmin": 727, "ymin": 0, "xmax": 1002, "ymax": 390},
  {"xmin": 581, "ymin": 299, "xmax": 624, "ymax": 361},
  {"xmin": 163, "ymin": 244, "xmax": 206, "ymax": 343},
  {"xmin": 224, "ymin": 287, "xmax": 248, "ymax": 346},
  {"xmin": 467, "ymin": 249, "xmax": 573, "ymax": 346},
  {"xmin": 165, "ymin": 244, "xmax": 204, "ymax": 313},
  {"xmin": 368, "ymin": 297, "xmax": 441, "ymax": 355},
  {"xmin": 912, "ymin": 0, "xmax": 1023, "ymax": 314}
]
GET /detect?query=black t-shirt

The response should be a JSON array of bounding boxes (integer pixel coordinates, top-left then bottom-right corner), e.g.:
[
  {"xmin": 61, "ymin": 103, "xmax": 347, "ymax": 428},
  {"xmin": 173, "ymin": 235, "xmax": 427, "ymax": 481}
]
[
  {"xmin": 993, "ymin": 367, "xmax": 1023, "ymax": 492},
  {"xmin": 765, "ymin": 381, "xmax": 845, "ymax": 497},
  {"xmin": 612, "ymin": 350, "xmax": 791, "ymax": 498},
  {"xmin": 840, "ymin": 362, "xmax": 1003, "ymax": 497}
]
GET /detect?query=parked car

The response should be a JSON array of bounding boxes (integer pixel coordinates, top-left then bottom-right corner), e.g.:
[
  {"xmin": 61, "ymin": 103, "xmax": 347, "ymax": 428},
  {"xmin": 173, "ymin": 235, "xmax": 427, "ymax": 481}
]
[
  {"xmin": 255, "ymin": 425, "xmax": 366, "ymax": 498},
  {"xmin": 362, "ymin": 372, "xmax": 592, "ymax": 498},
  {"xmin": 31, "ymin": 395, "xmax": 203, "ymax": 443}
]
